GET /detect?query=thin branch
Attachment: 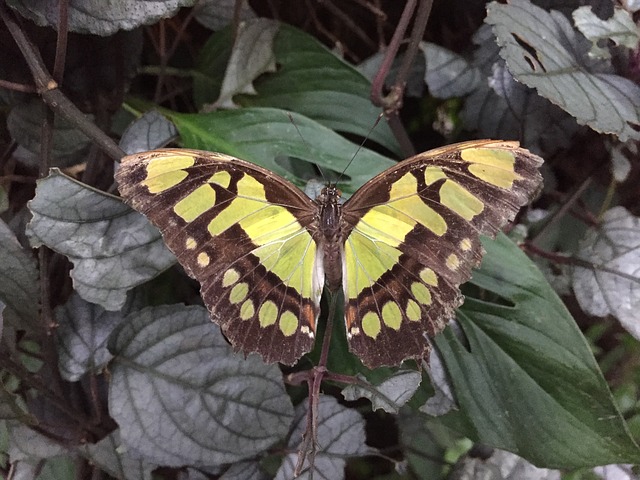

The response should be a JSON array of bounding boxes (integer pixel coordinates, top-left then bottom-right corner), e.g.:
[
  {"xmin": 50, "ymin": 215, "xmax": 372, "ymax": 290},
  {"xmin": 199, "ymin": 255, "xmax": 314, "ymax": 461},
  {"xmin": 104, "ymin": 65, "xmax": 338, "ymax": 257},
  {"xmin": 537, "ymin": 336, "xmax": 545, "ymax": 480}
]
[
  {"xmin": 52, "ymin": 0, "xmax": 69, "ymax": 82},
  {"xmin": 0, "ymin": 2, "xmax": 125, "ymax": 161}
]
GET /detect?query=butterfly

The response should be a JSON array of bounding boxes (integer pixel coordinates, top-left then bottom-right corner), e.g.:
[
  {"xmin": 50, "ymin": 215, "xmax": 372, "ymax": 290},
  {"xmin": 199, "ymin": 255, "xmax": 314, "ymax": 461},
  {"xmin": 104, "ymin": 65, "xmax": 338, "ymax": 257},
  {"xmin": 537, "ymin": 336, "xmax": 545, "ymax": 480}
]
[{"xmin": 115, "ymin": 140, "xmax": 542, "ymax": 368}]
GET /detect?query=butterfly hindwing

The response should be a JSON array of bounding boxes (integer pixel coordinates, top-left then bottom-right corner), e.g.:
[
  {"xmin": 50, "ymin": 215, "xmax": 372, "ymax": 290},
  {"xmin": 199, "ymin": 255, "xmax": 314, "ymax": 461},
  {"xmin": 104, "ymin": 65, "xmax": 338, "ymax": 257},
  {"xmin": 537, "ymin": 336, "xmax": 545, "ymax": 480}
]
[
  {"xmin": 116, "ymin": 149, "xmax": 322, "ymax": 365},
  {"xmin": 341, "ymin": 140, "xmax": 543, "ymax": 367}
]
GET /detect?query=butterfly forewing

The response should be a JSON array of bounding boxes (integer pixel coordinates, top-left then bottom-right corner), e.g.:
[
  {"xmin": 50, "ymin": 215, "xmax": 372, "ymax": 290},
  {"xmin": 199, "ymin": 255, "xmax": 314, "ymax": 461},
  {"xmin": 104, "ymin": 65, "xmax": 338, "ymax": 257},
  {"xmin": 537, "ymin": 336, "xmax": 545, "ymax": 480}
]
[
  {"xmin": 341, "ymin": 140, "xmax": 543, "ymax": 368},
  {"xmin": 116, "ymin": 149, "xmax": 322, "ymax": 365}
]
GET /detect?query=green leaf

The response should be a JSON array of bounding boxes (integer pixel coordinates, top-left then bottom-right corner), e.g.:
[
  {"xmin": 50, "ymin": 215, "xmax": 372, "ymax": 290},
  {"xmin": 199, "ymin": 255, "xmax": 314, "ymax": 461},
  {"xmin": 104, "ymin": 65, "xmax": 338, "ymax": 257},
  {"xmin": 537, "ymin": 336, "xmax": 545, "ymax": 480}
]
[
  {"xmin": 79, "ymin": 430, "xmax": 154, "ymax": 480},
  {"xmin": 486, "ymin": 0, "xmax": 640, "ymax": 142},
  {"xmin": 434, "ymin": 233, "xmax": 640, "ymax": 468},
  {"xmin": 54, "ymin": 292, "xmax": 124, "ymax": 381},
  {"xmin": 194, "ymin": 23, "xmax": 401, "ymax": 155},
  {"xmin": 26, "ymin": 169, "xmax": 175, "ymax": 311},
  {"xmin": 341, "ymin": 370, "xmax": 422, "ymax": 414},
  {"xmin": 275, "ymin": 395, "xmax": 369, "ymax": 480},
  {"xmin": 168, "ymin": 107, "xmax": 395, "ymax": 193},
  {"xmin": 108, "ymin": 304, "xmax": 293, "ymax": 467},
  {"xmin": 397, "ymin": 412, "xmax": 450, "ymax": 480},
  {"xmin": 0, "ymin": 219, "xmax": 39, "ymax": 332},
  {"xmin": 35, "ymin": 457, "xmax": 76, "ymax": 480}
]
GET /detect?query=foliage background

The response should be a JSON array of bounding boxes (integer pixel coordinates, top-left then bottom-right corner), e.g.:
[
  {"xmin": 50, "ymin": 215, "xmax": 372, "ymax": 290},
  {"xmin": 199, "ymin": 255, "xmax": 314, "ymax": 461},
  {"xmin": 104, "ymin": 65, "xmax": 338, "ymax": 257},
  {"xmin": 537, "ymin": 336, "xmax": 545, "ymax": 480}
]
[{"xmin": 1, "ymin": 0, "xmax": 640, "ymax": 479}]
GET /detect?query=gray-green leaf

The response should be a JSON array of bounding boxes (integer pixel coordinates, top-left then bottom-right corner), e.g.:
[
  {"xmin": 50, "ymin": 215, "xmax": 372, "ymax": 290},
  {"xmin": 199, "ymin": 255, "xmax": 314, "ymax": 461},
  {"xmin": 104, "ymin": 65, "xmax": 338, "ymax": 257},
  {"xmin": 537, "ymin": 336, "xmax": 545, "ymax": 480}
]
[
  {"xmin": 108, "ymin": 304, "xmax": 293, "ymax": 467},
  {"xmin": 486, "ymin": 0, "xmax": 640, "ymax": 141},
  {"xmin": 573, "ymin": 6, "xmax": 640, "ymax": 59},
  {"xmin": 55, "ymin": 292, "xmax": 125, "ymax": 381},
  {"xmin": 341, "ymin": 370, "xmax": 421, "ymax": 414},
  {"xmin": 420, "ymin": 42, "xmax": 480, "ymax": 98},
  {"xmin": 79, "ymin": 430, "xmax": 154, "ymax": 480},
  {"xmin": 210, "ymin": 19, "xmax": 279, "ymax": 109},
  {"xmin": 572, "ymin": 206, "xmax": 640, "ymax": 339},
  {"xmin": 26, "ymin": 169, "xmax": 175, "ymax": 311},
  {"xmin": 0, "ymin": 219, "xmax": 39, "ymax": 332},
  {"xmin": 275, "ymin": 395, "xmax": 369, "ymax": 480},
  {"xmin": 6, "ymin": 0, "xmax": 196, "ymax": 36},
  {"xmin": 119, "ymin": 109, "xmax": 178, "ymax": 155}
]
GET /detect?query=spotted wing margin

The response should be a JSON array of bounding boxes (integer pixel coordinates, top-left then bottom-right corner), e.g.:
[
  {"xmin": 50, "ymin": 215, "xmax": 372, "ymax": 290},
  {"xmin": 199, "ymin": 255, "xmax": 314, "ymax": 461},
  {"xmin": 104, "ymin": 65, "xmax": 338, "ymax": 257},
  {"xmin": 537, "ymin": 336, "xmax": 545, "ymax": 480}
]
[
  {"xmin": 340, "ymin": 140, "xmax": 543, "ymax": 368},
  {"xmin": 116, "ymin": 148, "xmax": 323, "ymax": 365}
]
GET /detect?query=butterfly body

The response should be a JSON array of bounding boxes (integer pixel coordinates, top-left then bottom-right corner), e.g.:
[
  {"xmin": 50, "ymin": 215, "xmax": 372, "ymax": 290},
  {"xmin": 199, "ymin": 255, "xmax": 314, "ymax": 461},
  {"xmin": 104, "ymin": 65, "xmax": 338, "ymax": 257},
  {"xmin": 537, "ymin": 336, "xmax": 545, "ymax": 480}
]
[
  {"xmin": 116, "ymin": 140, "xmax": 543, "ymax": 368},
  {"xmin": 314, "ymin": 186, "xmax": 345, "ymax": 293}
]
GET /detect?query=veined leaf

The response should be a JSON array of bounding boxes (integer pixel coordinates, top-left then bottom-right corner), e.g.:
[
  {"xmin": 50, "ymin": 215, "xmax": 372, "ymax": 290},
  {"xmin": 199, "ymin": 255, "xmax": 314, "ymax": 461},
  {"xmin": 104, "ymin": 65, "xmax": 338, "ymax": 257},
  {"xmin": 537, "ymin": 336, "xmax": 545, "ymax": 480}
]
[
  {"xmin": 486, "ymin": 0, "xmax": 640, "ymax": 141},
  {"xmin": 435, "ymin": 233, "xmax": 640, "ymax": 467}
]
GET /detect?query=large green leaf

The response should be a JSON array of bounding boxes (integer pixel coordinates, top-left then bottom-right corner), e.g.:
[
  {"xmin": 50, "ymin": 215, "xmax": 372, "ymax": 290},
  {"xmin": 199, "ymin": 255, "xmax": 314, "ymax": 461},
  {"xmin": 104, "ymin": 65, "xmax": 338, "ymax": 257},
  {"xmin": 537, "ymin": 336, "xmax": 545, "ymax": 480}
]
[
  {"xmin": 168, "ymin": 107, "xmax": 395, "ymax": 193},
  {"xmin": 434, "ymin": 233, "xmax": 640, "ymax": 468},
  {"xmin": 194, "ymin": 22, "xmax": 400, "ymax": 155}
]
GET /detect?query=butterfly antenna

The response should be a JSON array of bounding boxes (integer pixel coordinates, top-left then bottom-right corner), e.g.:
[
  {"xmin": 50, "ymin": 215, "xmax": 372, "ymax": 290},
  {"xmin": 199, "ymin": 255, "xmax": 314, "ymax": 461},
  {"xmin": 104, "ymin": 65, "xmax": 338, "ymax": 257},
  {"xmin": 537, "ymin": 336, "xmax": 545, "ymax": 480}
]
[
  {"xmin": 335, "ymin": 112, "xmax": 383, "ymax": 186},
  {"xmin": 287, "ymin": 112, "xmax": 328, "ymax": 184}
]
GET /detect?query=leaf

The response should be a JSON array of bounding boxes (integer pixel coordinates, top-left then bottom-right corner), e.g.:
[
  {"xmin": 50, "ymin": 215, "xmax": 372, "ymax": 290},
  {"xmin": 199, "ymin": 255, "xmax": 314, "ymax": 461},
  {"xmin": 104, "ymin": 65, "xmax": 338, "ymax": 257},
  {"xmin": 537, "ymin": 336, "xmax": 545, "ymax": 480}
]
[
  {"xmin": 6, "ymin": 0, "xmax": 196, "ymax": 36},
  {"xmin": 210, "ymin": 19, "xmax": 279, "ymax": 109},
  {"xmin": 0, "ymin": 383, "xmax": 34, "ymax": 424},
  {"xmin": 0, "ymin": 219, "xmax": 39, "ymax": 332},
  {"xmin": 420, "ymin": 347, "xmax": 456, "ymax": 416},
  {"xmin": 573, "ymin": 6, "xmax": 640, "ymax": 59},
  {"xmin": 275, "ymin": 395, "xmax": 369, "ymax": 480},
  {"xmin": 435, "ymin": 233, "xmax": 640, "ymax": 468},
  {"xmin": 357, "ymin": 51, "xmax": 426, "ymax": 98},
  {"xmin": 593, "ymin": 464, "xmax": 637, "ymax": 479},
  {"xmin": 7, "ymin": 423, "xmax": 67, "ymax": 461},
  {"xmin": 572, "ymin": 207, "xmax": 640, "ymax": 339},
  {"xmin": 453, "ymin": 449, "xmax": 561, "ymax": 479},
  {"xmin": 193, "ymin": 0, "xmax": 257, "ymax": 31},
  {"xmin": 79, "ymin": 430, "xmax": 154, "ymax": 480},
  {"xmin": 26, "ymin": 170, "xmax": 175, "ymax": 311},
  {"xmin": 119, "ymin": 109, "xmax": 178, "ymax": 155},
  {"xmin": 486, "ymin": 0, "xmax": 640, "ymax": 142},
  {"xmin": 194, "ymin": 24, "xmax": 401, "ymax": 155},
  {"xmin": 54, "ymin": 292, "xmax": 125, "ymax": 381},
  {"xmin": 420, "ymin": 42, "xmax": 480, "ymax": 98},
  {"xmin": 397, "ymin": 411, "xmax": 450, "ymax": 479},
  {"xmin": 35, "ymin": 457, "xmax": 76, "ymax": 480},
  {"xmin": 220, "ymin": 461, "xmax": 270, "ymax": 480},
  {"xmin": 168, "ymin": 107, "xmax": 395, "ymax": 192},
  {"xmin": 108, "ymin": 304, "xmax": 293, "ymax": 467},
  {"xmin": 7, "ymin": 99, "xmax": 91, "ymax": 166},
  {"xmin": 462, "ymin": 26, "xmax": 579, "ymax": 155},
  {"xmin": 341, "ymin": 370, "xmax": 422, "ymax": 414}
]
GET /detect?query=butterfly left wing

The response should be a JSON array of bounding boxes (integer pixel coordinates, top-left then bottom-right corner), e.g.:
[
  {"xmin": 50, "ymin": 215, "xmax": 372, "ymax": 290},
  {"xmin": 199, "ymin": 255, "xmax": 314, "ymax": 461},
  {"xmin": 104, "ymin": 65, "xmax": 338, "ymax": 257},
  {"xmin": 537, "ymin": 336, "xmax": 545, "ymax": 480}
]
[
  {"xmin": 116, "ymin": 149, "xmax": 323, "ymax": 365},
  {"xmin": 341, "ymin": 140, "xmax": 543, "ymax": 368}
]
